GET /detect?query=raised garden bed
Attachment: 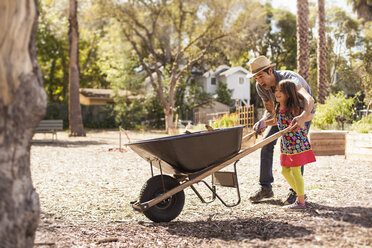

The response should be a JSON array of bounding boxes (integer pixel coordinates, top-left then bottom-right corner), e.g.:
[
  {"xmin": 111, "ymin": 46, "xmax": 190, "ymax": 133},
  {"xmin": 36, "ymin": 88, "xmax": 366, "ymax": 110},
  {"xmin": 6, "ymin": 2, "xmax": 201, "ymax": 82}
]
[
  {"xmin": 345, "ymin": 133, "xmax": 372, "ymax": 161},
  {"xmin": 309, "ymin": 131, "xmax": 347, "ymax": 156}
]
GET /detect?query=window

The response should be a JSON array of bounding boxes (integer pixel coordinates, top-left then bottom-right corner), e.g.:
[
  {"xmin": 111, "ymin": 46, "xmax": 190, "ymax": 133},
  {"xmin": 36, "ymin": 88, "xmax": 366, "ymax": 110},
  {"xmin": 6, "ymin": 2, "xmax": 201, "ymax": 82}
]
[
  {"xmin": 211, "ymin": 77, "xmax": 216, "ymax": 85},
  {"xmin": 239, "ymin": 77, "xmax": 245, "ymax": 85}
]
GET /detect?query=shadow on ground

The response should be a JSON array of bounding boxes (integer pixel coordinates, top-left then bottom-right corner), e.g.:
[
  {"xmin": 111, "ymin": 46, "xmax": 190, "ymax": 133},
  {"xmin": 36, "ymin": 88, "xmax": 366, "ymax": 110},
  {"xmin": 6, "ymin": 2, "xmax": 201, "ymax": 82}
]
[
  {"xmin": 251, "ymin": 199, "xmax": 283, "ymax": 206},
  {"xmin": 307, "ymin": 203, "xmax": 372, "ymax": 228},
  {"xmin": 144, "ymin": 217, "xmax": 313, "ymax": 241},
  {"xmin": 31, "ymin": 139, "xmax": 108, "ymax": 147}
]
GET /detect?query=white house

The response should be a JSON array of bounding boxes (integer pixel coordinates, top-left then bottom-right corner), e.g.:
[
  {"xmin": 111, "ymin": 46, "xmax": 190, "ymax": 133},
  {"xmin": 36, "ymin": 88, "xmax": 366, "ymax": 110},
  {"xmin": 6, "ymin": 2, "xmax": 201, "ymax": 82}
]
[
  {"xmin": 143, "ymin": 64, "xmax": 251, "ymax": 106},
  {"xmin": 196, "ymin": 65, "xmax": 251, "ymax": 106}
]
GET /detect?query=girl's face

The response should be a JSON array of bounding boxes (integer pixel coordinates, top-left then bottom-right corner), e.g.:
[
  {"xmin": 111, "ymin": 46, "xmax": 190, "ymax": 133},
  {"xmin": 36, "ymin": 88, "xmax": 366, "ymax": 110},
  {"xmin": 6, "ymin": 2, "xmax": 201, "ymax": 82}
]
[{"xmin": 275, "ymin": 86, "xmax": 288, "ymax": 105}]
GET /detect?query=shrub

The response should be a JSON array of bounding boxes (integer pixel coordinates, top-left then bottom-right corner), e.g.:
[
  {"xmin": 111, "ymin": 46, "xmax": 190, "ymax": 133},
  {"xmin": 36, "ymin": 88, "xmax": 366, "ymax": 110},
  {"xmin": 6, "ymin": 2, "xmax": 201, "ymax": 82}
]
[
  {"xmin": 312, "ymin": 92, "xmax": 355, "ymax": 129},
  {"xmin": 352, "ymin": 115, "xmax": 372, "ymax": 133},
  {"xmin": 211, "ymin": 113, "xmax": 237, "ymax": 128}
]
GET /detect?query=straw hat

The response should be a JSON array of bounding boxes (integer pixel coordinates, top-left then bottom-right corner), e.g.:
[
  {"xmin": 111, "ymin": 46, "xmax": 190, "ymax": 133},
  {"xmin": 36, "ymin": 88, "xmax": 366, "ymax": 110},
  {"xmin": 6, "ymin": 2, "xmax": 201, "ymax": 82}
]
[{"xmin": 246, "ymin": 56, "xmax": 276, "ymax": 78}]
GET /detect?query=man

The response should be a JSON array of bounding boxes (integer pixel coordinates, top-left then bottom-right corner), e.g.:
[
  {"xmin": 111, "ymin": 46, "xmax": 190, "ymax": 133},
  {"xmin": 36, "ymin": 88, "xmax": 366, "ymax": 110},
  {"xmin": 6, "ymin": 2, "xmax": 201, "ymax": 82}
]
[{"xmin": 247, "ymin": 56, "xmax": 314, "ymax": 205}]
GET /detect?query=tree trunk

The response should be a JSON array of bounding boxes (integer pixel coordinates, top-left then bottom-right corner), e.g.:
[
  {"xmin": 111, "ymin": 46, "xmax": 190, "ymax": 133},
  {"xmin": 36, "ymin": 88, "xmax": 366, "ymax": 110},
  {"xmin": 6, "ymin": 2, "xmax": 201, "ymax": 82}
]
[
  {"xmin": 0, "ymin": 0, "xmax": 46, "ymax": 246},
  {"xmin": 317, "ymin": 0, "xmax": 327, "ymax": 104},
  {"xmin": 68, "ymin": 0, "xmax": 86, "ymax": 136},
  {"xmin": 355, "ymin": 0, "xmax": 372, "ymax": 24},
  {"xmin": 297, "ymin": 0, "xmax": 310, "ymax": 84},
  {"xmin": 164, "ymin": 106, "xmax": 175, "ymax": 132}
]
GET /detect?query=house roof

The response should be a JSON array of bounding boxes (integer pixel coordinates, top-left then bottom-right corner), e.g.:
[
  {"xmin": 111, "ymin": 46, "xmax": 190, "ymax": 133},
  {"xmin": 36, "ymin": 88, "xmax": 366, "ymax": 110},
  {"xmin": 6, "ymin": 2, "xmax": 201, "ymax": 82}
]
[
  {"xmin": 201, "ymin": 66, "xmax": 250, "ymax": 78},
  {"xmin": 202, "ymin": 69, "xmax": 214, "ymax": 77},
  {"xmin": 202, "ymin": 66, "xmax": 231, "ymax": 78},
  {"xmin": 219, "ymin": 67, "xmax": 249, "ymax": 77}
]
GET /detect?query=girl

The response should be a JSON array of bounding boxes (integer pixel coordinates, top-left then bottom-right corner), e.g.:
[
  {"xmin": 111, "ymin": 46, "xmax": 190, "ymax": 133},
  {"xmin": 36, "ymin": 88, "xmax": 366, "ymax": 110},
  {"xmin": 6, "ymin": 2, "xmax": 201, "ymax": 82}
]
[{"xmin": 267, "ymin": 80, "xmax": 316, "ymax": 210}]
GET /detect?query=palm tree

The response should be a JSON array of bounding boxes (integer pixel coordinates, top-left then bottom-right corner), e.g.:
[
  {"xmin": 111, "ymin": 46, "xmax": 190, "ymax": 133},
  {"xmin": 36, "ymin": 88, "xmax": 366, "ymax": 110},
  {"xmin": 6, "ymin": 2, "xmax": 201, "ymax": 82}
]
[
  {"xmin": 348, "ymin": 0, "xmax": 372, "ymax": 24},
  {"xmin": 0, "ymin": 0, "xmax": 46, "ymax": 244},
  {"xmin": 297, "ymin": 0, "xmax": 310, "ymax": 84},
  {"xmin": 317, "ymin": 0, "xmax": 327, "ymax": 103},
  {"xmin": 68, "ymin": 0, "xmax": 86, "ymax": 136}
]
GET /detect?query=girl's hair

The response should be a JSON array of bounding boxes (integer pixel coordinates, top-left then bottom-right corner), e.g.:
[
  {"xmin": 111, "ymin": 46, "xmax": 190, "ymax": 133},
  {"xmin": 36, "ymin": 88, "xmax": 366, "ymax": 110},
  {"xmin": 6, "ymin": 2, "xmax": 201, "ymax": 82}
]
[{"xmin": 275, "ymin": 80, "xmax": 304, "ymax": 116}]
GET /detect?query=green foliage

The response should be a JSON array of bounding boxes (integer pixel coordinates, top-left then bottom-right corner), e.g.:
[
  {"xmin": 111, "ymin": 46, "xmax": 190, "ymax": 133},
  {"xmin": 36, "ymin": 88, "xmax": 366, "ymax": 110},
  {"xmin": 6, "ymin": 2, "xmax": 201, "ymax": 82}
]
[
  {"xmin": 144, "ymin": 96, "xmax": 165, "ymax": 129},
  {"xmin": 211, "ymin": 113, "xmax": 237, "ymax": 128},
  {"xmin": 81, "ymin": 105, "xmax": 116, "ymax": 129},
  {"xmin": 216, "ymin": 81, "xmax": 233, "ymax": 106},
  {"xmin": 36, "ymin": 0, "xmax": 372, "ymax": 130},
  {"xmin": 44, "ymin": 103, "xmax": 116, "ymax": 129},
  {"xmin": 175, "ymin": 77, "xmax": 212, "ymax": 121},
  {"xmin": 113, "ymin": 98, "xmax": 146, "ymax": 130},
  {"xmin": 352, "ymin": 115, "xmax": 372, "ymax": 133},
  {"xmin": 37, "ymin": 9, "xmax": 69, "ymax": 103},
  {"xmin": 37, "ymin": 0, "xmax": 109, "ymax": 104},
  {"xmin": 269, "ymin": 8, "xmax": 297, "ymax": 70},
  {"xmin": 312, "ymin": 92, "xmax": 355, "ymax": 129},
  {"xmin": 113, "ymin": 94, "xmax": 165, "ymax": 130},
  {"xmin": 324, "ymin": 8, "xmax": 365, "ymax": 97}
]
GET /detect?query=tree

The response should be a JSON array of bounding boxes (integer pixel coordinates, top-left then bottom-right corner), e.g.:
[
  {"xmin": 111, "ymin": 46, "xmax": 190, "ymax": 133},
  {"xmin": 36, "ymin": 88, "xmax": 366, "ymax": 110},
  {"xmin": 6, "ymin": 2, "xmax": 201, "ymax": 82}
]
[
  {"xmin": 325, "ymin": 8, "xmax": 364, "ymax": 96},
  {"xmin": 216, "ymin": 81, "xmax": 233, "ymax": 106},
  {"xmin": 269, "ymin": 8, "xmax": 298, "ymax": 70},
  {"xmin": 68, "ymin": 0, "xmax": 86, "ymax": 136},
  {"xmin": 0, "ymin": 0, "xmax": 46, "ymax": 245},
  {"xmin": 37, "ymin": 0, "xmax": 110, "ymax": 104},
  {"xmin": 37, "ymin": 8, "xmax": 69, "ymax": 103},
  {"xmin": 297, "ymin": 0, "xmax": 310, "ymax": 83},
  {"xmin": 102, "ymin": 0, "xmax": 232, "ymax": 132},
  {"xmin": 348, "ymin": 0, "xmax": 372, "ymax": 24},
  {"xmin": 317, "ymin": 0, "xmax": 327, "ymax": 103}
]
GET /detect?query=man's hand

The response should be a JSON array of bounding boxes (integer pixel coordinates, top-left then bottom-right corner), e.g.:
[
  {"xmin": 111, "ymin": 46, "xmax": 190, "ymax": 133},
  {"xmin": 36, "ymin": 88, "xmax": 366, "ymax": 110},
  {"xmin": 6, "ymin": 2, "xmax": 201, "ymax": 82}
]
[
  {"xmin": 253, "ymin": 119, "xmax": 267, "ymax": 136},
  {"xmin": 290, "ymin": 114, "xmax": 306, "ymax": 132}
]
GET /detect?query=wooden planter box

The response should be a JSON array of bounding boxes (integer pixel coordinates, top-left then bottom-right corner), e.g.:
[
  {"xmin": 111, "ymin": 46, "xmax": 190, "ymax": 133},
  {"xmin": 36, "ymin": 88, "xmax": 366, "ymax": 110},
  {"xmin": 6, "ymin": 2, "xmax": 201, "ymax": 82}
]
[
  {"xmin": 345, "ymin": 133, "xmax": 372, "ymax": 161},
  {"xmin": 309, "ymin": 131, "xmax": 347, "ymax": 156}
]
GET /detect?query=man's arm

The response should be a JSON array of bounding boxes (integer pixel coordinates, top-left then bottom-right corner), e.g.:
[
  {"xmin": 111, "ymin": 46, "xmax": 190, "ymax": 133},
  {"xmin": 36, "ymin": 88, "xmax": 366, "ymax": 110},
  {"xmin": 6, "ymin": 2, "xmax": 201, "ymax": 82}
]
[
  {"xmin": 291, "ymin": 86, "xmax": 315, "ymax": 131},
  {"xmin": 262, "ymin": 100, "xmax": 275, "ymax": 120}
]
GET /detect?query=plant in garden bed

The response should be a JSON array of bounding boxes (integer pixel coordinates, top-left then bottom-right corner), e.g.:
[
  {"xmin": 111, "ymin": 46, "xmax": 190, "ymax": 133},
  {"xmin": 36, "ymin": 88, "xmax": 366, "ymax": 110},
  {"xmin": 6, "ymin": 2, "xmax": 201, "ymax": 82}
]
[
  {"xmin": 211, "ymin": 113, "xmax": 237, "ymax": 128},
  {"xmin": 352, "ymin": 115, "xmax": 372, "ymax": 133},
  {"xmin": 312, "ymin": 92, "xmax": 355, "ymax": 130}
]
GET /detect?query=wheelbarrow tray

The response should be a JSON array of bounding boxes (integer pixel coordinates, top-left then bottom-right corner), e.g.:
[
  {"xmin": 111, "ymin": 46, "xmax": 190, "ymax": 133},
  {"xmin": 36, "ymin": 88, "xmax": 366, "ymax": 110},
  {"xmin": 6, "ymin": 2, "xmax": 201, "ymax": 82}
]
[{"xmin": 127, "ymin": 126, "xmax": 244, "ymax": 174}]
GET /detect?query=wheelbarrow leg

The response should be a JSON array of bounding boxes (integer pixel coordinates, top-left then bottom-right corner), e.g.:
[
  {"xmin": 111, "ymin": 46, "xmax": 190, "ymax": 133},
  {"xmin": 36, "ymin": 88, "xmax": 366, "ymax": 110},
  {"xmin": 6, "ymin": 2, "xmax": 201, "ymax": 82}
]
[{"xmin": 189, "ymin": 161, "xmax": 241, "ymax": 207}]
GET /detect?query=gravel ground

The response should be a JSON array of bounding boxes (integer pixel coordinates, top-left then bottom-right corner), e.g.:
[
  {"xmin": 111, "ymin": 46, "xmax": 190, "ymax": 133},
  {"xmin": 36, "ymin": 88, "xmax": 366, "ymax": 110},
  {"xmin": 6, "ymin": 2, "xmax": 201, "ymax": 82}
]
[{"xmin": 31, "ymin": 130, "xmax": 372, "ymax": 247}]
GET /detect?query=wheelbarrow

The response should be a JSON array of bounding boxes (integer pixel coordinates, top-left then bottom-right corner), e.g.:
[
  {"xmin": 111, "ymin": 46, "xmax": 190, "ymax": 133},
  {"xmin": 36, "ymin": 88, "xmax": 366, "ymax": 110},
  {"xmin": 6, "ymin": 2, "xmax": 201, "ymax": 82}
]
[{"xmin": 127, "ymin": 126, "xmax": 290, "ymax": 222}]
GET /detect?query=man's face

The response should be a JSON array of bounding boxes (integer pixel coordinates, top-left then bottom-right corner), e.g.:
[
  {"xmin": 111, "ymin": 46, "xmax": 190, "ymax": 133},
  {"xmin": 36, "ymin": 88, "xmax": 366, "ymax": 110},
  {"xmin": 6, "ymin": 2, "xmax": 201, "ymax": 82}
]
[{"xmin": 254, "ymin": 69, "xmax": 274, "ymax": 90}]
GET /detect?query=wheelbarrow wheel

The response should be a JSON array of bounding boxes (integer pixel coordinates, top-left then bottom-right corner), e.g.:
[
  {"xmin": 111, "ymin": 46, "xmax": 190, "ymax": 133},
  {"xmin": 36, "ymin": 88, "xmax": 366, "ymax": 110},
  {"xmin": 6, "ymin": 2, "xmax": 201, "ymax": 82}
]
[{"xmin": 139, "ymin": 175, "xmax": 185, "ymax": 222}]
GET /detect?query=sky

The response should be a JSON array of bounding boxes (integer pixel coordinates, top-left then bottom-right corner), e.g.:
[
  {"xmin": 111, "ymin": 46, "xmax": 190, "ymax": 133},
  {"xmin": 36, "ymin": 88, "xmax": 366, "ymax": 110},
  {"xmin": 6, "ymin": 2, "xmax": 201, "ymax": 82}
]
[{"xmin": 263, "ymin": 0, "xmax": 355, "ymax": 16}]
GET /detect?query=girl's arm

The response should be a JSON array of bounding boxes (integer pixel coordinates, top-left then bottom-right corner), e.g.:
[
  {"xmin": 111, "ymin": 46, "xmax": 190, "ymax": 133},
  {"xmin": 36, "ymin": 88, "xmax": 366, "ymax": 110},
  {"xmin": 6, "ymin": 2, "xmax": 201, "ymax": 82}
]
[
  {"xmin": 304, "ymin": 112, "xmax": 314, "ymax": 122},
  {"xmin": 291, "ymin": 86, "xmax": 315, "ymax": 131},
  {"xmin": 294, "ymin": 103, "xmax": 314, "ymax": 122}
]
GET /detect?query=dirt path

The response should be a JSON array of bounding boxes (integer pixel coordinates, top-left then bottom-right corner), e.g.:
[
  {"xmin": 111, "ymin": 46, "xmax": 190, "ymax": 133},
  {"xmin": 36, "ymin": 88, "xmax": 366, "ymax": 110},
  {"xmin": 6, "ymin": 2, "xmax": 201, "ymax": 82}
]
[{"xmin": 31, "ymin": 130, "xmax": 372, "ymax": 247}]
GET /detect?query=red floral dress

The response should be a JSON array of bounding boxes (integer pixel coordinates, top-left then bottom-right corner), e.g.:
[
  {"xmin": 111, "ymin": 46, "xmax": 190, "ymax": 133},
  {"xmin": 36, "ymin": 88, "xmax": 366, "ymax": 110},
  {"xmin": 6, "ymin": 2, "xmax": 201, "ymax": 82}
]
[{"xmin": 276, "ymin": 108, "xmax": 316, "ymax": 167}]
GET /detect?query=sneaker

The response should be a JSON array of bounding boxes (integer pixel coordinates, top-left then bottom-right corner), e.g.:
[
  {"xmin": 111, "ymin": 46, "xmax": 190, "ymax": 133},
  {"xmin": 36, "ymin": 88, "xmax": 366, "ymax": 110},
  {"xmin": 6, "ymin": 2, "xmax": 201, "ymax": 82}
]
[
  {"xmin": 249, "ymin": 188, "xmax": 274, "ymax": 202},
  {"xmin": 284, "ymin": 190, "xmax": 308, "ymax": 205},
  {"xmin": 283, "ymin": 189, "xmax": 297, "ymax": 205},
  {"xmin": 283, "ymin": 200, "xmax": 306, "ymax": 210}
]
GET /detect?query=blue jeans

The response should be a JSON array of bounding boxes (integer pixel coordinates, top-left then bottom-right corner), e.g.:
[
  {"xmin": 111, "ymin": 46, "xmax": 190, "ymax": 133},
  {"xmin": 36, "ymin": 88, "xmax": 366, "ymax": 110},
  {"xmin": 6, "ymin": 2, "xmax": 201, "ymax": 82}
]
[{"xmin": 259, "ymin": 121, "xmax": 311, "ymax": 189}]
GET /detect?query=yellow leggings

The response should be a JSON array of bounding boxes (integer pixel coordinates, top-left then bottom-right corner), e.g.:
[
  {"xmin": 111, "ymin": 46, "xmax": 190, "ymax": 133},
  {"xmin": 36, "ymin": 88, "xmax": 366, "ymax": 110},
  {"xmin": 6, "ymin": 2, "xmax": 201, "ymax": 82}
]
[{"xmin": 281, "ymin": 166, "xmax": 304, "ymax": 196}]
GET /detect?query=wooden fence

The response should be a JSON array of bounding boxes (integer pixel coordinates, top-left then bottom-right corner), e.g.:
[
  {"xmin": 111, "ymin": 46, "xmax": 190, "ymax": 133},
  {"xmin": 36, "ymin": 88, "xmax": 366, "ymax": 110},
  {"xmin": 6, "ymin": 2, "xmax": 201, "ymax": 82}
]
[{"xmin": 236, "ymin": 105, "xmax": 254, "ymax": 129}]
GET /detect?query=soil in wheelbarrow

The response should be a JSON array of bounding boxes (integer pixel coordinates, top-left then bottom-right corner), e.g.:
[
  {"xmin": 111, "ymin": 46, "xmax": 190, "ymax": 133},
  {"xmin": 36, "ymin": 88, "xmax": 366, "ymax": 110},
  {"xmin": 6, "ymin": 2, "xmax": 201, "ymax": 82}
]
[{"xmin": 31, "ymin": 130, "xmax": 372, "ymax": 247}]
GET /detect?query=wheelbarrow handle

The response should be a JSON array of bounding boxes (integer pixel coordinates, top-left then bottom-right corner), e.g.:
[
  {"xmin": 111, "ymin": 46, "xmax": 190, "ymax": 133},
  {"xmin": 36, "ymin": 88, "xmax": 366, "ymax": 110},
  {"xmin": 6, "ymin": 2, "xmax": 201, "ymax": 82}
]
[{"xmin": 240, "ymin": 126, "xmax": 291, "ymax": 154}]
